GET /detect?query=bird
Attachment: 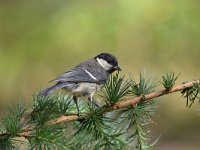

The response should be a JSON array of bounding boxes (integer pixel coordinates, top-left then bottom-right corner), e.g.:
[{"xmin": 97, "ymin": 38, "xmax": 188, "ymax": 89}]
[{"xmin": 39, "ymin": 53, "xmax": 121, "ymax": 115}]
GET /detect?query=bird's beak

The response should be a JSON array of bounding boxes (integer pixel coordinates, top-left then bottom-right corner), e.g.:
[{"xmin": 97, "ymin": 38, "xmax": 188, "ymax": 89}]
[{"xmin": 115, "ymin": 66, "xmax": 121, "ymax": 71}]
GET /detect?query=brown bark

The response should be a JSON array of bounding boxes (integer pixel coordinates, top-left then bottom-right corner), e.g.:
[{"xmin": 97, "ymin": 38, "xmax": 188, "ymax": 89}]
[
  {"xmin": 46, "ymin": 80, "xmax": 200, "ymax": 125},
  {"xmin": 1, "ymin": 79, "xmax": 199, "ymax": 137}
]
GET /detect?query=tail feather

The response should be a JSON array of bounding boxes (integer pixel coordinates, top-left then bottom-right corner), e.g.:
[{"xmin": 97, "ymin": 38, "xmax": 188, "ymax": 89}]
[{"xmin": 39, "ymin": 82, "xmax": 74, "ymax": 96}]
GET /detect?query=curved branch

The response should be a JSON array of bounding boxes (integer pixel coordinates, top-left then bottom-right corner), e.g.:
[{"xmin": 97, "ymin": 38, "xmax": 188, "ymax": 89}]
[
  {"xmin": 1, "ymin": 79, "xmax": 199, "ymax": 137},
  {"xmin": 47, "ymin": 79, "xmax": 200, "ymax": 125}
]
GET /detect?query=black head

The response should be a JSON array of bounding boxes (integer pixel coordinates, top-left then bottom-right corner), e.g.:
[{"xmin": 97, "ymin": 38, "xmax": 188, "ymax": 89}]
[{"xmin": 95, "ymin": 53, "xmax": 121, "ymax": 73}]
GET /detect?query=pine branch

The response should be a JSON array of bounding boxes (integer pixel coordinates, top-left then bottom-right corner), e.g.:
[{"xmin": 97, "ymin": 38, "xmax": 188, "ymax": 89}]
[
  {"xmin": 45, "ymin": 79, "xmax": 200, "ymax": 125},
  {"xmin": 0, "ymin": 80, "xmax": 200, "ymax": 136},
  {"xmin": 5, "ymin": 78, "xmax": 198, "ymax": 138},
  {"xmin": 0, "ymin": 73, "xmax": 199, "ymax": 149}
]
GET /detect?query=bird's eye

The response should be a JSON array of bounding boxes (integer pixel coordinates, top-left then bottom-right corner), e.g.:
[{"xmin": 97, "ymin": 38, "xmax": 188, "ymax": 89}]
[{"xmin": 107, "ymin": 60, "xmax": 111, "ymax": 64}]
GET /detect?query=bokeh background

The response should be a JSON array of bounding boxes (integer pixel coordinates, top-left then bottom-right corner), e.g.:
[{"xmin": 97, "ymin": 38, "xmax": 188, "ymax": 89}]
[{"xmin": 0, "ymin": 0, "xmax": 200, "ymax": 149}]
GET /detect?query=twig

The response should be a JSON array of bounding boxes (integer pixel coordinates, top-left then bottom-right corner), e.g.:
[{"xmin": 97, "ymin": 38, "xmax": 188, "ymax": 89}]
[
  {"xmin": 1, "ymin": 79, "xmax": 199, "ymax": 137},
  {"xmin": 47, "ymin": 79, "xmax": 200, "ymax": 124}
]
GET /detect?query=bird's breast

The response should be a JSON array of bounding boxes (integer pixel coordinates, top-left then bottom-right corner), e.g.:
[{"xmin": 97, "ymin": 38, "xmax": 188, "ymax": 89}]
[{"xmin": 72, "ymin": 82, "xmax": 102, "ymax": 96}]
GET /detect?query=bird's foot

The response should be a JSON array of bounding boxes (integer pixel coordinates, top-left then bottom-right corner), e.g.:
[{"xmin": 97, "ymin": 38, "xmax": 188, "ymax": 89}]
[
  {"xmin": 66, "ymin": 100, "xmax": 71, "ymax": 107},
  {"xmin": 88, "ymin": 101, "xmax": 100, "ymax": 109},
  {"xmin": 88, "ymin": 97, "xmax": 100, "ymax": 109},
  {"xmin": 73, "ymin": 96, "xmax": 80, "ymax": 116}
]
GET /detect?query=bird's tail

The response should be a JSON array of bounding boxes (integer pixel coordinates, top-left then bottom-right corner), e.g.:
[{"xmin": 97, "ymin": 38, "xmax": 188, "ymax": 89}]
[{"xmin": 39, "ymin": 82, "xmax": 74, "ymax": 96}]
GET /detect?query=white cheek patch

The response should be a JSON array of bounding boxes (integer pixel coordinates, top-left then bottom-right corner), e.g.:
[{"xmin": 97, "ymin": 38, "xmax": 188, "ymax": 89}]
[{"xmin": 96, "ymin": 58, "xmax": 112, "ymax": 70}]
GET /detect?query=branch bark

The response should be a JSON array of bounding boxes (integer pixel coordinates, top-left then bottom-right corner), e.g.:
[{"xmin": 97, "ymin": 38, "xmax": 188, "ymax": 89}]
[
  {"xmin": 47, "ymin": 79, "xmax": 200, "ymax": 125},
  {"xmin": 1, "ymin": 79, "xmax": 200, "ymax": 137}
]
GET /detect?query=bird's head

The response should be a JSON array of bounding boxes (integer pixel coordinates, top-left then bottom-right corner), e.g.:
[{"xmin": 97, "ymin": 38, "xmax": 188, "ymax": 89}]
[{"xmin": 95, "ymin": 53, "xmax": 121, "ymax": 73}]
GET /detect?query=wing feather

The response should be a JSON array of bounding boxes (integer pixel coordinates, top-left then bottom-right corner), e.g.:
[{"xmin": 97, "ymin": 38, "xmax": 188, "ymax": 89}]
[{"xmin": 50, "ymin": 68, "xmax": 99, "ymax": 83}]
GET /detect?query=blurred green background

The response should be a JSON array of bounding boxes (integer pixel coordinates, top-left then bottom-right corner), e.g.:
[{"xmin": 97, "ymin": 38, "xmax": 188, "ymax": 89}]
[{"xmin": 0, "ymin": 0, "xmax": 200, "ymax": 149}]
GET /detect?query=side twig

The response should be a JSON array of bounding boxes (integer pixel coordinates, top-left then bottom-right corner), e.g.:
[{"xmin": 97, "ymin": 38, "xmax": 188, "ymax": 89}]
[
  {"xmin": 1, "ymin": 79, "xmax": 199, "ymax": 137},
  {"xmin": 47, "ymin": 80, "xmax": 200, "ymax": 125}
]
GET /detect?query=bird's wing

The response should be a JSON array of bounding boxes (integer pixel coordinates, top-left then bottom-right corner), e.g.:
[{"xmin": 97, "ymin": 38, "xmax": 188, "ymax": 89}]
[{"xmin": 49, "ymin": 68, "xmax": 105, "ymax": 83}]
